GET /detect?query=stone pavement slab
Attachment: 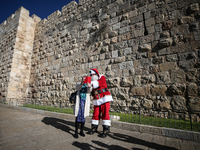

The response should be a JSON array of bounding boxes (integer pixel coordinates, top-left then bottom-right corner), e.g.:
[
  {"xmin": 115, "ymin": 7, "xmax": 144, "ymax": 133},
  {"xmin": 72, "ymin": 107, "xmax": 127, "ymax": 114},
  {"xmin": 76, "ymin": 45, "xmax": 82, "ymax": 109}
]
[{"xmin": 0, "ymin": 106, "xmax": 200, "ymax": 150}]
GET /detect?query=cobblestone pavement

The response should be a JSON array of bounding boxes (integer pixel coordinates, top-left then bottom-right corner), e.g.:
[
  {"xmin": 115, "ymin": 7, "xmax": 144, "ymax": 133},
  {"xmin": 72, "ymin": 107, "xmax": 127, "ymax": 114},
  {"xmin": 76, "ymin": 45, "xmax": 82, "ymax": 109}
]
[{"xmin": 0, "ymin": 106, "xmax": 200, "ymax": 150}]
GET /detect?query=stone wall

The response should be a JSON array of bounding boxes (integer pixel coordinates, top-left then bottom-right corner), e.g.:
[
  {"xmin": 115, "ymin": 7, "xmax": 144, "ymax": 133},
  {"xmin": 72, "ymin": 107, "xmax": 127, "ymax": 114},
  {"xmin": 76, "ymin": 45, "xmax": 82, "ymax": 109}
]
[
  {"xmin": 1, "ymin": 0, "xmax": 200, "ymax": 112},
  {"xmin": 0, "ymin": 7, "xmax": 40, "ymax": 104},
  {"xmin": 0, "ymin": 7, "xmax": 22, "ymax": 99}
]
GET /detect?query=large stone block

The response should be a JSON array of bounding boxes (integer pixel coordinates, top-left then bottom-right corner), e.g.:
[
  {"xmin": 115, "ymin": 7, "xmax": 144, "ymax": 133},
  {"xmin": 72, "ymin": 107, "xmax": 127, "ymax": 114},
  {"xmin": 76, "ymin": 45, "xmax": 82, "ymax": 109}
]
[
  {"xmin": 188, "ymin": 97, "xmax": 200, "ymax": 112},
  {"xmin": 188, "ymin": 3, "xmax": 199, "ymax": 14},
  {"xmin": 159, "ymin": 62, "xmax": 177, "ymax": 72},
  {"xmin": 113, "ymin": 41, "xmax": 128, "ymax": 50},
  {"xmin": 114, "ymin": 56, "xmax": 125, "ymax": 63},
  {"xmin": 151, "ymin": 85, "xmax": 167, "ymax": 96},
  {"xmin": 120, "ymin": 77, "xmax": 133, "ymax": 87},
  {"xmin": 168, "ymin": 83, "xmax": 186, "ymax": 96},
  {"xmin": 187, "ymin": 83, "xmax": 198, "ymax": 97},
  {"xmin": 140, "ymin": 125, "xmax": 162, "ymax": 135},
  {"xmin": 170, "ymin": 69, "xmax": 186, "ymax": 83},
  {"xmin": 130, "ymin": 85, "xmax": 150, "ymax": 96},
  {"xmin": 166, "ymin": 54, "xmax": 178, "ymax": 62},
  {"xmin": 141, "ymin": 74, "xmax": 155, "ymax": 84},
  {"xmin": 139, "ymin": 43, "xmax": 151, "ymax": 52},
  {"xmin": 159, "ymin": 99, "xmax": 171, "ymax": 109},
  {"xmin": 139, "ymin": 34, "xmax": 154, "ymax": 44},
  {"xmin": 118, "ymin": 26, "xmax": 130, "ymax": 35},
  {"xmin": 149, "ymin": 65, "xmax": 160, "ymax": 74},
  {"xmin": 106, "ymin": 77, "xmax": 120, "ymax": 88},
  {"xmin": 171, "ymin": 95, "xmax": 187, "ymax": 110},
  {"xmin": 141, "ymin": 98, "xmax": 153, "ymax": 108},
  {"xmin": 145, "ymin": 17, "xmax": 155, "ymax": 27},
  {"xmin": 140, "ymin": 58, "xmax": 152, "ymax": 67},
  {"xmin": 156, "ymin": 71, "xmax": 171, "ymax": 84},
  {"xmin": 186, "ymin": 69, "xmax": 199, "ymax": 82},
  {"xmin": 162, "ymin": 20, "xmax": 172, "ymax": 30},
  {"xmin": 178, "ymin": 52, "xmax": 196, "ymax": 61},
  {"xmin": 163, "ymin": 128, "xmax": 194, "ymax": 141},
  {"xmin": 159, "ymin": 38, "xmax": 173, "ymax": 48}
]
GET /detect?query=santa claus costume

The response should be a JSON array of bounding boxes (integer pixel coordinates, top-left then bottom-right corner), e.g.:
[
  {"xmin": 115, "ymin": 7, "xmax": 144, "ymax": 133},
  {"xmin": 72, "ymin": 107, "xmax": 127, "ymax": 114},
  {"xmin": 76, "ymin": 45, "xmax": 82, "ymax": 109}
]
[{"xmin": 89, "ymin": 68, "xmax": 113, "ymax": 137}]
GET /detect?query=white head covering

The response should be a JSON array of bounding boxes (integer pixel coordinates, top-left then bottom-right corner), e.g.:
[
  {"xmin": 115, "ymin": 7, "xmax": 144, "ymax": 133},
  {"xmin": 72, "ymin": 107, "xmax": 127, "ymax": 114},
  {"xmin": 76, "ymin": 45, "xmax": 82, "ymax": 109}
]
[{"xmin": 90, "ymin": 70, "xmax": 96, "ymax": 75}]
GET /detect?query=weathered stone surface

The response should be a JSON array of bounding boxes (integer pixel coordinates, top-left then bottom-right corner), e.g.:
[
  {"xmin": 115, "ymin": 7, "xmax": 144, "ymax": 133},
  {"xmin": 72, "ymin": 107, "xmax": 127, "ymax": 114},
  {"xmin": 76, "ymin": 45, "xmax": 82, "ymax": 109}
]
[
  {"xmin": 159, "ymin": 99, "xmax": 171, "ymax": 109},
  {"xmin": 120, "ymin": 77, "xmax": 133, "ymax": 87},
  {"xmin": 141, "ymin": 74, "xmax": 155, "ymax": 84},
  {"xmin": 160, "ymin": 31, "xmax": 170, "ymax": 38},
  {"xmin": 151, "ymin": 85, "xmax": 167, "ymax": 96},
  {"xmin": 133, "ymin": 75, "xmax": 141, "ymax": 86},
  {"xmin": 168, "ymin": 83, "xmax": 186, "ymax": 96},
  {"xmin": 141, "ymin": 98, "xmax": 153, "ymax": 108},
  {"xmin": 166, "ymin": 54, "xmax": 178, "ymax": 62},
  {"xmin": 139, "ymin": 44, "xmax": 151, "ymax": 52},
  {"xmin": 158, "ymin": 48, "xmax": 172, "ymax": 56},
  {"xmin": 188, "ymin": 97, "xmax": 200, "ymax": 112},
  {"xmin": 156, "ymin": 71, "xmax": 171, "ymax": 84},
  {"xmin": 188, "ymin": 3, "xmax": 199, "ymax": 14},
  {"xmin": 140, "ymin": 125, "xmax": 162, "ymax": 135},
  {"xmin": 163, "ymin": 128, "xmax": 194, "ymax": 141},
  {"xmin": 170, "ymin": 69, "xmax": 186, "ymax": 83},
  {"xmin": 130, "ymin": 85, "xmax": 150, "ymax": 96},
  {"xmin": 159, "ymin": 62, "xmax": 177, "ymax": 72},
  {"xmin": 178, "ymin": 52, "xmax": 196, "ymax": 61},
  {"xmin": 159, "ymin": 38, "xmax": 173, "ymax": 48},
  {"xmin": 162, "ymin": 20, "xmax": 173, "ymax": 30},
  {"xmin": 149, "ymin": 65, "xmax": 160, "ymax": 74},
  {"xmin": 106, "ymin": 77, "xmax": 120, "ymax": 88},
  {"xmin": 140, "ymin": 58, "xmax": 152, "ymax": 67},
  {"xmin": 187, "ymin": 83, "xmax": 198, "ymax": 97},
  {"xmin": 171, "ymin": 95, "xmax": 187, "ymax": 110},
  {"xmin": 186, "ymin": 69, "xmax": 199, "ymax": 82}
]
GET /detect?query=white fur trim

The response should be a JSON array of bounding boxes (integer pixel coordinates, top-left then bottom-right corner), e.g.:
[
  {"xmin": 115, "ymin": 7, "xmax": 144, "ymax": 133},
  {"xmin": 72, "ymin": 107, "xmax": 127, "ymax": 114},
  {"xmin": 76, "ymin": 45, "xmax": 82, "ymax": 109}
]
[
  {"xmin": 91, "ymin": 119, "xmax": 99, "ymax": 125},
  {"xmin": 91, "ymin": 81, "xmax": 99, "ymax": 89},
  {"xmin": 99, "ymin": 74, "xmax": 103, "ymax": 80},
  {"xmin": 93, "ymin": 95, "xmax": 113, "ymax": 106},
  {"xmin": 90, "ymin": 70, "xmax": 96, "ymax": 75},
  {"xmin": 102, "ymin": 120, "xmax": 111, "ymax": 126},
  {"xmin": 74, "ymin": 86, "xmax": 91, "ymax": 118}
]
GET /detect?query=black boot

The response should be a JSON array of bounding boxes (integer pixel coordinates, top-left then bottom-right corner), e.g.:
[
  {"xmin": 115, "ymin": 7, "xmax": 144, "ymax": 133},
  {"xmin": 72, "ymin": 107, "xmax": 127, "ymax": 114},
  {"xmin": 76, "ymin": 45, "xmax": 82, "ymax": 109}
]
[
  {"xmin": 74, "ymin": 120, "xmax": 79, "ymax": 138},
  {"xmin": 88, "ymin": 124, "xmax": 98, "ymax": 135},
  {"xmin": 100, "ymin": 125, "xmax": 110, "ymax": 138},
  {"xmin": 80, "ymin": 122, "xmax": 85, "ymax": 137}
]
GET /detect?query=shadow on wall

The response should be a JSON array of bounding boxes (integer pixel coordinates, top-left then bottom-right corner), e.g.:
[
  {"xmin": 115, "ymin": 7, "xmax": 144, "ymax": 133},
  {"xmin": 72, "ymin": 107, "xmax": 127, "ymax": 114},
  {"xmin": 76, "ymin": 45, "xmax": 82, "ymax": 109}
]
[{"xmin": 41, "ymin": 117, "xmax": 178, "ymax": 150}]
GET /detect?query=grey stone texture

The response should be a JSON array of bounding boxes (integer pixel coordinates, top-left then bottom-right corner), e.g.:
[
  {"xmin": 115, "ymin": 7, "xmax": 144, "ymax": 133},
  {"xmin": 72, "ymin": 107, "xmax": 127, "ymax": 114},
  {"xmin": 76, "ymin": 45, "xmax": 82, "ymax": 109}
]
[{"xmin": 0, "ymin": 0, "xmax": 200, "ymax": 113}]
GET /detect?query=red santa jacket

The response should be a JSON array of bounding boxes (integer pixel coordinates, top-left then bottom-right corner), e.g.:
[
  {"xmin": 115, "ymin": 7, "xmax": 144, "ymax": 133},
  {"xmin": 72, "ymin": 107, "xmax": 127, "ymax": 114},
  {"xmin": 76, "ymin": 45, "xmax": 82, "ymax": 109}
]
[{"xmin": 91, "ymin": 69, "xmax": 113, "ymax": 106}]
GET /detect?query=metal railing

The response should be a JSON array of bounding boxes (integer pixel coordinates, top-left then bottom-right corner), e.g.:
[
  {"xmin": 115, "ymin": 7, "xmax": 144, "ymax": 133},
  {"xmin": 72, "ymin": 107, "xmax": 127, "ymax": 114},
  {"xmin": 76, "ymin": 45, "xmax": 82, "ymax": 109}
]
[
  {"xmin": 110, "ymin": 106, "xmax": 200, "ymax": 132},
  {"xmin": 0, "ymin": 97, "xmax": 199, "ymax": 132}
]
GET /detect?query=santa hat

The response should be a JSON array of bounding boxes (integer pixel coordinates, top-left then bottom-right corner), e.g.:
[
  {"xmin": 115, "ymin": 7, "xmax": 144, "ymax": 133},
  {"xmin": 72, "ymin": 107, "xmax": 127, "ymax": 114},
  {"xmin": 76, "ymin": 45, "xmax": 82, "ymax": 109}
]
[{"xmin": 90, "ymin": 68, "xmax": 100, "ymax": 77}]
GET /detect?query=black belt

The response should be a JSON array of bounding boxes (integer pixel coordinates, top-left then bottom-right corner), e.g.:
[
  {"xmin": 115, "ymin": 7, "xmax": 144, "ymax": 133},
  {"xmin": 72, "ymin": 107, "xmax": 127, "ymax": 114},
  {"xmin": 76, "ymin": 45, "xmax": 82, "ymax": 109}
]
[{"xmin": 98, "ymin": 88, "xmax": 108, "ymax": 94}]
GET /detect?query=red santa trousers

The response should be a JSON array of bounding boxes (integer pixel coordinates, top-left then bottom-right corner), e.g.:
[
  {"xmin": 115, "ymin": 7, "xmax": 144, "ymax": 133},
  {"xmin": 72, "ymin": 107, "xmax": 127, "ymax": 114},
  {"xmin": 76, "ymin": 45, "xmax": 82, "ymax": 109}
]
[{"xmin": 91, "ymin": 102, "xmax": 111, "ymax": 126}]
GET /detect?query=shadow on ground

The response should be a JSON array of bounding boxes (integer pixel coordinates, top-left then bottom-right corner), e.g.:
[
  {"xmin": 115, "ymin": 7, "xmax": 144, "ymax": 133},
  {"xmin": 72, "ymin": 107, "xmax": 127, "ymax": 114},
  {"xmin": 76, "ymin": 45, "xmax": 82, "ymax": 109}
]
[
  {"xmin": 41, "ymin": 117, "xmax": 91, "ymax": 138},
  {"xmin": 41, "ymin": 117, "xmax": 178, "ymax": 150}
]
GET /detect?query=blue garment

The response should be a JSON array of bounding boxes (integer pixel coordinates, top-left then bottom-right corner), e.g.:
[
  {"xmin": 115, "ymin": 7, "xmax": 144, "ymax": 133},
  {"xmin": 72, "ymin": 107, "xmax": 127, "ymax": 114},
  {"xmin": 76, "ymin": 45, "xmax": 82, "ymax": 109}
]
[
  {"xmin": 80, "ymin": 84, "xmax": 87, "ymax": 100},
  {"xmin": 77, "ymin": 84, "xmax": 87, "ymax": 122},
  {"xmin": 77, "ymin": 98, "xmax": 86, "ymax": 122}
]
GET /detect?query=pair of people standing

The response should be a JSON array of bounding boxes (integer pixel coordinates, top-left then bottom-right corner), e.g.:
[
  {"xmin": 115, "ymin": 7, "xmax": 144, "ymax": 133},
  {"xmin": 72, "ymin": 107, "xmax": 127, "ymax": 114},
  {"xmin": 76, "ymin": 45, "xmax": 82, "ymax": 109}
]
[{"xmin": 73, "ymin": 68, "xmax": 113, "ymax": 138}]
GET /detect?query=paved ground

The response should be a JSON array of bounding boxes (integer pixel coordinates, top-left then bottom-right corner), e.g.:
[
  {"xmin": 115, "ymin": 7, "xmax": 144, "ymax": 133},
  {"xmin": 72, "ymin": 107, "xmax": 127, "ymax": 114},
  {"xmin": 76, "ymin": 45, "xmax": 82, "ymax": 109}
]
[{"xmin": 0, "ymin": 106, "xmax": 200, "ymax": 150}]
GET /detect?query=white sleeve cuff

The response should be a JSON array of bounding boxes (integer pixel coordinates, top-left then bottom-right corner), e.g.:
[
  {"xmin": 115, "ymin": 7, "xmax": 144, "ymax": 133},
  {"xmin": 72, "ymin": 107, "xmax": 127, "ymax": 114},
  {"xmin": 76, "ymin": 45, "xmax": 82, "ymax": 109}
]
[{"xmin": 91, "ymin": 81, "xmax": 99, "ymax": 89}]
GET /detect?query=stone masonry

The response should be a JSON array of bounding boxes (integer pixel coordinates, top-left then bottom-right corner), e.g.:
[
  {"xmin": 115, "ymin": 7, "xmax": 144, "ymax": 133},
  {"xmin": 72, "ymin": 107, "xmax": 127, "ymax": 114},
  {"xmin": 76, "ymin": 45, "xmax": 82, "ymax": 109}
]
[{"xmin": 0, "ymin": 0, "xmax": 200, "ymax": 113}]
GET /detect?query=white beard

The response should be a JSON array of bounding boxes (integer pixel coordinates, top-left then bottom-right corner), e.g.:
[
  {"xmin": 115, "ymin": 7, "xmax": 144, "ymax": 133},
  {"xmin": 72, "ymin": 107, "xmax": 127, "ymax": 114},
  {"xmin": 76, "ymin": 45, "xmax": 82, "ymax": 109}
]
[{"xmin": 91, "ymin": 75, "xmax": 98, "ymax": 81}]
